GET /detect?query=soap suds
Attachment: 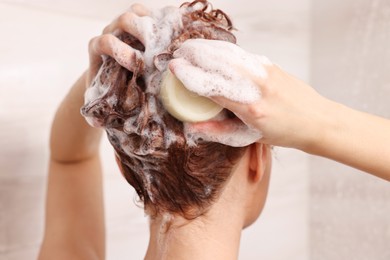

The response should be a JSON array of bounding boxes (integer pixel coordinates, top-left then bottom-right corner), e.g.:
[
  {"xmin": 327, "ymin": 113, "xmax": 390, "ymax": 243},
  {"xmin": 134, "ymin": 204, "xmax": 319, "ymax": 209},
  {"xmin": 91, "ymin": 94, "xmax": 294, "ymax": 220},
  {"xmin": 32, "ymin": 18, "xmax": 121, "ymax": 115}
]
[
  {"xmin": 80, "ymin": 1, "xmax": 263, "ymax": 214},
  {"xmin": 171, "ymin": 39, "xmax": 271, "ymax": 103},
  {"xmin": 82, "ymin": 2, "xmax": 268, "ymax": 148},
  {"xmin": 82, "ymin": 2, "xmax": 264, "ymax": 149}
]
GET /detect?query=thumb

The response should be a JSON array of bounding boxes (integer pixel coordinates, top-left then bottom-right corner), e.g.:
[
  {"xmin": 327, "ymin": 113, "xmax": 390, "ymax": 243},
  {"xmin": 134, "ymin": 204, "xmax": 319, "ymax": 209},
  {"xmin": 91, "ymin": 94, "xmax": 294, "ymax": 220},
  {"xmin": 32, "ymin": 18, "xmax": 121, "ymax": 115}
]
[{"xmin": 209, "ymin": 96, "xmax": 248, "ymax": 120}]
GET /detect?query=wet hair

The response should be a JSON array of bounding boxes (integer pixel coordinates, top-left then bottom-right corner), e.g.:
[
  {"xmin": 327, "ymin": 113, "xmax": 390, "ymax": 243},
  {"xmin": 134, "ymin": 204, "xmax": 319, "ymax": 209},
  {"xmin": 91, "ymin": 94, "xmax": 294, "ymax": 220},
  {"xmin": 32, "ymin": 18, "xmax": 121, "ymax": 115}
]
[{"xmin": 81, "ymin": 0, "xmax": 247, "ymax": 219}]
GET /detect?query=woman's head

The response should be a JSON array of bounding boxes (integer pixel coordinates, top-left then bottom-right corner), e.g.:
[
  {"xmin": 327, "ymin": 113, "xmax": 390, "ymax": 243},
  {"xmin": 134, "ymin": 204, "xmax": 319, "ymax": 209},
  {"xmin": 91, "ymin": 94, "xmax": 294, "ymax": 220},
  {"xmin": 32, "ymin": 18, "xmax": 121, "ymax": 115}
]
[{"xmin": 81, "ymin": 0, "xmax": 270, "ymax": 220}]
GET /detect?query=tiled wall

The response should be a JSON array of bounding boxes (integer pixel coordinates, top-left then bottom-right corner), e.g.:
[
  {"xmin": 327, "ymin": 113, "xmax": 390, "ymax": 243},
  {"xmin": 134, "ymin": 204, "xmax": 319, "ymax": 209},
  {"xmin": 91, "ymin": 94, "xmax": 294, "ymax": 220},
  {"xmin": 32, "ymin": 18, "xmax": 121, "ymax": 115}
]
[
  {"xmin": 310, "ymin": 0, "xmax": 390, "ymax": 259},
  {"xmin": 0, "ymin": 0, "xmax": 311, "ymax": 259}
]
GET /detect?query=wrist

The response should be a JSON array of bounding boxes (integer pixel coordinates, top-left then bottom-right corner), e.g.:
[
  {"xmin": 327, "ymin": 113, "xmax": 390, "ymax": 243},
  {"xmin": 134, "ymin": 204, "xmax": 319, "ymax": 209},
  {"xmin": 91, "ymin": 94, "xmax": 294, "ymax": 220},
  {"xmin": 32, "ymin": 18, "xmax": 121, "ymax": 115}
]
[
  {"xmin": 298, "ymin": 97, "xmax": 341, "ymax": 156},
  {"xmin": 50, "ymin": 73, "xmax": 103, "ymax": 163}
]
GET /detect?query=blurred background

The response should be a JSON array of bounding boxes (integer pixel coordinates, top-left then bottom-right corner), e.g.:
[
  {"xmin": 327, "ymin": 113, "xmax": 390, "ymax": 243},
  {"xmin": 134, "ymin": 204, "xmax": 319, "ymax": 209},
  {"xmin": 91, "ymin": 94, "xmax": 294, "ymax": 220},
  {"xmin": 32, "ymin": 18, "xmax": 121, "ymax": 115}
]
[{"xmin": 0, "ymin": 0, "xmax": 389, "ymax": 259}]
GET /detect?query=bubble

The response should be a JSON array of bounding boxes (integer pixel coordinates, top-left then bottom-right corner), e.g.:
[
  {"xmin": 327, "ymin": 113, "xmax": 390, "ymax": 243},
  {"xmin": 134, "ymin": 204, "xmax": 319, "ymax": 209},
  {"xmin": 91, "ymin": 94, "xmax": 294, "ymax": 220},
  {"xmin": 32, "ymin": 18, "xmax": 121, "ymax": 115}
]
[
  {"xmin": 85, "ymin": 2, "xmax": 267, "ymax": 149},
  {"xmin": 172, "ymin": 39, "xmax": 271, "ymax": 104}
]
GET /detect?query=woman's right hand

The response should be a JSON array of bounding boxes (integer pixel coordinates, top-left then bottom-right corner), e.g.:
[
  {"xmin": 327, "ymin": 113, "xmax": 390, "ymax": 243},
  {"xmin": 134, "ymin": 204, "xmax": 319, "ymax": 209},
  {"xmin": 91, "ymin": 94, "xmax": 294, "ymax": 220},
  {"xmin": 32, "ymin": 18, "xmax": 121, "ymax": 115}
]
[
  {"xmin": 170, "ymin": 39, "xmax": 333, "ymax": 151},
  {"xmin": 170, "ymin": 40, "xmax": 390, "ymax": 180}
]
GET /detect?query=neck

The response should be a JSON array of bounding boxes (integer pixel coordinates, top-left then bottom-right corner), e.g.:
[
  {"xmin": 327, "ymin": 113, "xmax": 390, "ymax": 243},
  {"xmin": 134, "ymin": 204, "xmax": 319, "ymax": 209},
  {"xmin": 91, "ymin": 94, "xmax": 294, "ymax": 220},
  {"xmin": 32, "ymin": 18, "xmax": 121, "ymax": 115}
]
[
  {"xmin": 144, "ymin": 153, "xmax": 252, "ymax": 260},
  {"xmin": 144, "ymin": 203, "xmax": 244, "ymax": 260}
]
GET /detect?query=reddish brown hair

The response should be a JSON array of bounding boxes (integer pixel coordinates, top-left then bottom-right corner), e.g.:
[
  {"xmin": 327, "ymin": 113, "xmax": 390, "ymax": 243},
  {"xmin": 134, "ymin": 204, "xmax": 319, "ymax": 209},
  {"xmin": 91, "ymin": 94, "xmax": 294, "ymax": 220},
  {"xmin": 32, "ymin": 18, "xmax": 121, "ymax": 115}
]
[{"xmin": 82, "ymin": 0, "xmax": 246, "ymax": 219}]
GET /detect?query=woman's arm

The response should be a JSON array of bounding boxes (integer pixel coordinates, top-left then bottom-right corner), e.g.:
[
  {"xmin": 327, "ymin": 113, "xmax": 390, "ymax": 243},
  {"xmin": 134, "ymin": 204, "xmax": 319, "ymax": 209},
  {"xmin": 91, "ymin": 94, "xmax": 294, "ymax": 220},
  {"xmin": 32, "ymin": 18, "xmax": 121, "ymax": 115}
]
[
  {"xmin": 39, "ymin": 5, "xmax": 150, "ymax": 259},
  {"xmin": 171, "ymin": 43, "xmax": 390, "ymax": 181},
  {"xmin": 307, "ymin": 100, "xmax": 390, "ymax": 181},
  {"xmin": 49, "ymin": 73, "xmax": 103, "ymax": 163},
  {"xmin": 38, "ymin": 73, "xmax": 105, "ymax": 260}
]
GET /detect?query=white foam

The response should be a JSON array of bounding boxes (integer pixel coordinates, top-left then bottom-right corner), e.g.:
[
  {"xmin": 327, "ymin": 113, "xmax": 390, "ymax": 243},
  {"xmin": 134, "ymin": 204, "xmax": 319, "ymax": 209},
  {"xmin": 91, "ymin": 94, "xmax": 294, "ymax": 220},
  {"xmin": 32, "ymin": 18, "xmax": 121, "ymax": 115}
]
[
  {"xmin": 84, "ymin": 68, "xmax": 106, "ymax": 104},
  {"xmin": 84, "ymin": 3, "xmax": 265, "ymax": 149},
  {"xmin": 168, "ymin": 39, "xmax": 271, "ymax": 146},
  {"xmin": 138, "ymin": 7, "xmax": 184, "ymax": 77},
  {"xmin": 144, "ymin": 171, "xmax": 155, "ymax": 203},
  {"xmin": 164, "ymin": 129, "xmax": 178, "ymax": 147},
  {"xmin": 171, "ymin": 39, "xmax": 271, "ymax": 103}
]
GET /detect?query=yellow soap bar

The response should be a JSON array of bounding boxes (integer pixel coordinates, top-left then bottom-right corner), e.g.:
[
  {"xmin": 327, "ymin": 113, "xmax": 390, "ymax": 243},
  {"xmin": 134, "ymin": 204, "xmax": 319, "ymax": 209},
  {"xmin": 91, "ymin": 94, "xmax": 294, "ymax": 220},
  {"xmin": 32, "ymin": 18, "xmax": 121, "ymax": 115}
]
[{"xmin": 160, "ymin": 70, "xmax": 223, "ymax": 123}]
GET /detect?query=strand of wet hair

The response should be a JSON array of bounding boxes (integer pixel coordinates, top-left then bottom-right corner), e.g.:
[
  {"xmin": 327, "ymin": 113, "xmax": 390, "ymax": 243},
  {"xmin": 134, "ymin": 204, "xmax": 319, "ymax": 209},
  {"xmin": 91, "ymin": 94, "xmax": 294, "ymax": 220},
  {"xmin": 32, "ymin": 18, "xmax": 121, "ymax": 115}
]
[{"xmin": 181, "ymin": 0, "xmax": 233, "ymax": 30}]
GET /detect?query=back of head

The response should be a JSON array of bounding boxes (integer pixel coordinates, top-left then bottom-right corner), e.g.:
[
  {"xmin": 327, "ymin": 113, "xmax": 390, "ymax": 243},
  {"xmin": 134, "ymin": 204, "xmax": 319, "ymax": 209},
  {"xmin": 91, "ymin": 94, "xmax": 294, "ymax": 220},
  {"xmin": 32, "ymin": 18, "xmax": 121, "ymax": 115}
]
[{"xmin": 81, "ymin": 0, "xmax": 246, "ymax": 219}]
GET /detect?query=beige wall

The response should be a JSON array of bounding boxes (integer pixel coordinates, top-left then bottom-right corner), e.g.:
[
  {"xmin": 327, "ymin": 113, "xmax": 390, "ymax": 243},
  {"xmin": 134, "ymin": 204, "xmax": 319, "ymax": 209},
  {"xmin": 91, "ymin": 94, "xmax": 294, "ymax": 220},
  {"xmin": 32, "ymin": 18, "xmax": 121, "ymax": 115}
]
[
  {"xmin": 0, "ymin": 1, "xmax": 310, "ymax": 259},
  {"xmin": 310, "ymin": 0, "xmax": 390, "ymax": 259},
  {"xmin": 3, "ymin": 0, "xmax": 389, "ymax": 259}
]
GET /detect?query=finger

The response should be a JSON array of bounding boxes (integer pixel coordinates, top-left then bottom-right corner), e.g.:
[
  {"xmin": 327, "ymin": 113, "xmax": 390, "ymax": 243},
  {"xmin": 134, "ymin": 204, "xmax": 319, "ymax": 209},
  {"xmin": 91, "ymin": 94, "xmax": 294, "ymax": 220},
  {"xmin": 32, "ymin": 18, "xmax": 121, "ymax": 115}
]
[
  {"xmin": 186, "ymin": 118, "xmax": 262, "ymax": 147},
  {"xmin": 169, "ymin": 59, "xmax": 253, "ymax": 125},
  {"xmin": 88, "ymin": 34, "xmax": 143, "ymax": 76},
  {"xmin": 190, "ymin": 117, "xmax": 242, "ymax": 133},
  {"xmin": 169, "ymin": 58, "xmax": 237, "ymax": 101},
  {"xmin": 236, "ymin": 64, "xmax": 268, "ymax": 89},
  {"xmin": 168, "ymin": 58, "xmax": 208, "ymax": 93},
  {"xmin": 169, "ymin": 58, "xmax": 260, "ymax": 111},
  {"xmin": 129, "ymin": 3, "xmax": 151, "ymax": 17},
  {"xmin": 174, "ymin": 40, "xmax": 272, "ymax": 92},
  {"xmin": 172, "ymin": 39, "xmax": 234, "ymax": 70},
  {"xmin": 169, "ymin": 58, "xmax": 235, "ymax": 98},
  {"xmin": 208, "ymin": 96, "xmax": 248, "ymax": 118},
  {"xmin": 102, "ymin": 12, "xmax": 147, "ymax": 44}
]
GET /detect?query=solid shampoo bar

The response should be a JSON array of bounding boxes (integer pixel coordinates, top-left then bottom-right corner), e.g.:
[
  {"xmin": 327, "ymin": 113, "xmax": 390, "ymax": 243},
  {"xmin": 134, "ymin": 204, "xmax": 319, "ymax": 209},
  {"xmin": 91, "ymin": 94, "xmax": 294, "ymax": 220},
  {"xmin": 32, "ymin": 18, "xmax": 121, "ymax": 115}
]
[{"xmin": 160, "ymin": 70, "xmax": 223, "ymax": 123}]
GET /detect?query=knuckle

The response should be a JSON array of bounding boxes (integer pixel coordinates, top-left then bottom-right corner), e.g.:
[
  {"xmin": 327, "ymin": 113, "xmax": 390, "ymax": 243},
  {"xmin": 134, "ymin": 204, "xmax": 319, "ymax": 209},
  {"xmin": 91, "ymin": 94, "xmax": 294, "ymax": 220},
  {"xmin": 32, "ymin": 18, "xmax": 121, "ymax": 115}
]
[
  {"xmin": 88, "ymin": 36, "xmax": 99, "ymax": 52},
  {"xmin": 130, "ymin": 3, "xmax": 148, "ymax": 15},
  {"xmin": 247, "ymin": 102, "xmax": 264, "ymax": 119},
  {"xmin": 117, "ymin": 12, "xmax": 134, "ymax": 28},
  {"xmin": 99, "ymin": 34, "xmax": 115, "ymax": 52},
  {"xmin": 130, "ymin": 3, "xmax": 140, "ymax": 10},
  {"xmin": 259, "ymin": 76, "xmax": 274, "ymax": 96},
  {"xmin": 102, "ymin": 24, "xmax": 110, "ymax": 34}
]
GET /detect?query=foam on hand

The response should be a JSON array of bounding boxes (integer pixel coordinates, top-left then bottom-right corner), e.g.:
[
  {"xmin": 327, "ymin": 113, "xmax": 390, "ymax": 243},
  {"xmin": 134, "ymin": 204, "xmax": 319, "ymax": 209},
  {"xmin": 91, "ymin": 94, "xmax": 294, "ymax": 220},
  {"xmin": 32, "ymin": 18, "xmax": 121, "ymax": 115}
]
[
  {"xmin": 80, "ymin": 1, "xmax": 266, "ymax": 214},
  {"xmin": 167, "ymin": 38, "xmax": 271, "ymax": 146},
  {"xmin": 81, "ymin": 1, "xmax": 267, "ymax": 154},
  {"xmin": 171, "ymin": 39, "xmax": 272, "ymax": 103}
]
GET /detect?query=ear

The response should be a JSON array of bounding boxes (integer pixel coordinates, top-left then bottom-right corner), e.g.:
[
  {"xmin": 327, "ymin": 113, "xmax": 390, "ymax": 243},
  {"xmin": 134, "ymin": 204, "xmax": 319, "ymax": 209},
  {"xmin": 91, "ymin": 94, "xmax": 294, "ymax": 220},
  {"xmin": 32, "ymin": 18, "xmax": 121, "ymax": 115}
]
[{"xmin": 249, "ymin": 143, "xmax": 267, "ymax": 183}]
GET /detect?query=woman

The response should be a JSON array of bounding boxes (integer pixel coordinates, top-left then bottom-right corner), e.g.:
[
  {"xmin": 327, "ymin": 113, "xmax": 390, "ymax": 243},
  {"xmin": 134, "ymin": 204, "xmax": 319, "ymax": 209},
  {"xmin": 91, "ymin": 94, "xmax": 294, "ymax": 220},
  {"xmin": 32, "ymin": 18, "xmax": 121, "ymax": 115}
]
[{"xmin": 38, "ymin": 2, "xmax": 272, "ymax": 259}]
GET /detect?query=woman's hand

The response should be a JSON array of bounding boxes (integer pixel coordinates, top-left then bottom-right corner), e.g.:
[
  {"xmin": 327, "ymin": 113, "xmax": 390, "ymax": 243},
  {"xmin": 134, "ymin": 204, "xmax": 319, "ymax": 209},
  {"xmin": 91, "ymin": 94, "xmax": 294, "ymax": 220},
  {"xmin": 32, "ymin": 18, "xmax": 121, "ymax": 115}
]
[
  {"xmin": 170, "ymin": 39, "xmax": 390, "ymax": 180},
  {"xmin": 86, "ymin": 3, "xmax": 150, "ymax": 87},
  {"xmin": 170, "ymin": 39, "xmax": 331, "ymax": 151},
  {"xmin": 208, "ymin": 65, "xmax": 331, "ymax": 151},
  {"xmin": 39, "ymin": 5, "xmax": 152, "ymax": 260},
  {"xmin": 50, "ymin": 4, "xmax": 150, "ymax": 163}
]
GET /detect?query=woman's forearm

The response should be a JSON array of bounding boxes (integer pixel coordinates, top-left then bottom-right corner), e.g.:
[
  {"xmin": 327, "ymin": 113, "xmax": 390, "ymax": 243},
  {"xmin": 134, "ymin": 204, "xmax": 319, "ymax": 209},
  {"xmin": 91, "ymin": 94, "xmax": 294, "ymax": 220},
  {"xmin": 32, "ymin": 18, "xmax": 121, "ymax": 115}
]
[
  {"xmin": 306, "ymin": 100, "xmax": 390, "ymax": 181},
  {"xmin": 39, "ymin": 156, "xmax": 105, "ymax": 260},
  {"xmin": 40, "ymin": 72, "xmax": 106, "ymax": 259},
  {"xmin": 50, "ymin": 72, "xmax": 103, "ymax": 162}
]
